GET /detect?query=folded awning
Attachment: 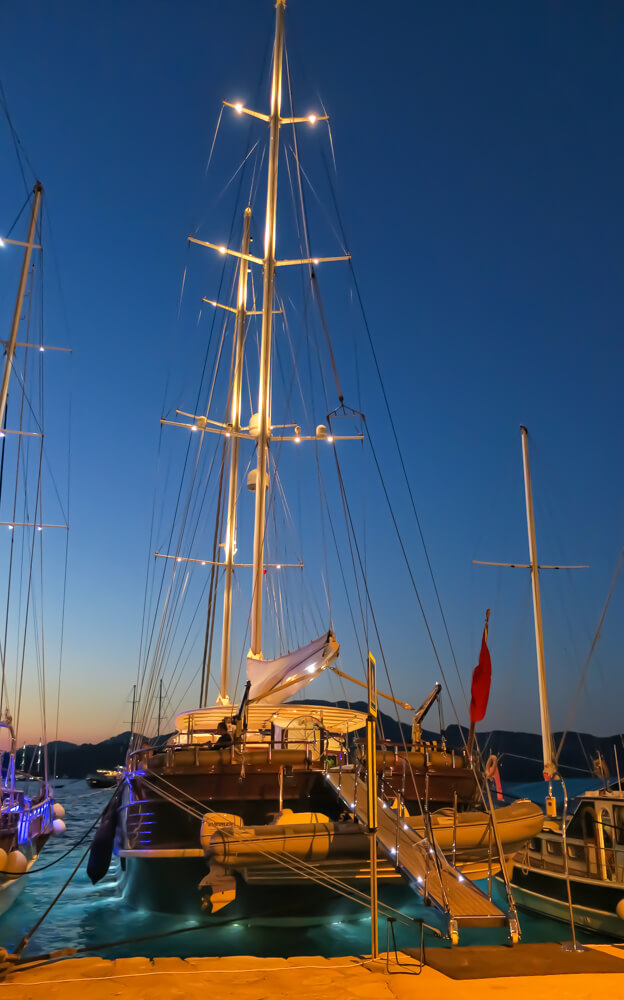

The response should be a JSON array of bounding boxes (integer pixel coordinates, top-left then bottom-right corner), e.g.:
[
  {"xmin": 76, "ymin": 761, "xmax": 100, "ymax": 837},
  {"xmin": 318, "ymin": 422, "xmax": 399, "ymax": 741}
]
[{"xmin": 247, "ymin": 631, "xmax": 339, "ymax": 704}]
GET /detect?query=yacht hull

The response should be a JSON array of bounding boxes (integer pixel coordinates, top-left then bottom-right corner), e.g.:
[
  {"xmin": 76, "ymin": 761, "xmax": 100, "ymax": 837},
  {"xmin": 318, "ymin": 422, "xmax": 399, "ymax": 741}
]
[{"xmin": 120, "ymin": 852, "xmax": 415, "ymax": 924}]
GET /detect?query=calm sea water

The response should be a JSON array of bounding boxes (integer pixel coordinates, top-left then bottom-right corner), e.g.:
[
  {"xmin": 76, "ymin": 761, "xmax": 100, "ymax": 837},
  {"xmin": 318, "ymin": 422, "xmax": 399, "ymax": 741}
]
[{"xmin": 0, "ymin": 779, "xmax": 607, "ymax": 960}]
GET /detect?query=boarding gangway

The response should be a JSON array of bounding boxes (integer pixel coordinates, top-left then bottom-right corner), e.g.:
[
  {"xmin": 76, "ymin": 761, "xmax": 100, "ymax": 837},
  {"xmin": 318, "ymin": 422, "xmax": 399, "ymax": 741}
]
[{"xmin": 326, "ymin": 768, "xmax": 519, "ymax": 945}]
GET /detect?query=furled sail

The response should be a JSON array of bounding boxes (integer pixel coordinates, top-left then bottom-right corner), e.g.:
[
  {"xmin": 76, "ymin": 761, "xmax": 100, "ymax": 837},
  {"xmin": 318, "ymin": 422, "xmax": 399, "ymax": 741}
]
[{"xmin": 247, "ymin": 631, "xmax": 339, "ymax": 704}]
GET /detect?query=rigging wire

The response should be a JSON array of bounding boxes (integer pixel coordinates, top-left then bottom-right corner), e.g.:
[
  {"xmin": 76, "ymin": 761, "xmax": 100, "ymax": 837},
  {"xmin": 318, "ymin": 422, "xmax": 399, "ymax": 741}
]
[{"xmin": 555, "ymin": 543, "xmax": 624, "ymax": 766}]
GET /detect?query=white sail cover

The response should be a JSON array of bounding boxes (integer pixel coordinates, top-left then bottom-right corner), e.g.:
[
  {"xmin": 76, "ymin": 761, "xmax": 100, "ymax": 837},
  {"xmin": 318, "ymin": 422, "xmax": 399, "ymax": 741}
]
[{"xmin": 247, "ymin": 631, "xmax": 339, "ymax": 704}]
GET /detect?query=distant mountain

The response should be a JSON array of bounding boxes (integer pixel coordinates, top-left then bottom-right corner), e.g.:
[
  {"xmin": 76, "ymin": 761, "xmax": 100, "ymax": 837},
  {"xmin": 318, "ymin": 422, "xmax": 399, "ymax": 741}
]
[
  {"xmin": 297, "ymin": 699, "xmax": 623, "ymax": 784},
  {"xmin": 17, "ymin": 732, "xmax": 131, "ymax": 779},
  {"xmin": 13, "ymin": 713, "xmax": 624, "ymax": 784}
]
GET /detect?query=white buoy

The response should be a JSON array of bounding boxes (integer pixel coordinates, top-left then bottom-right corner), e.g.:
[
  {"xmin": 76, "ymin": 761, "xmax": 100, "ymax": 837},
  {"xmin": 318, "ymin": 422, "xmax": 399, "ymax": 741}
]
[
  {"xmin": 0, "ymin": 848, "xmax": 7, "ymax": 872},
  {"xmin": 53, "ymin": 802, "xmax": 65, "ymax": 819},
  {"xmin": 52, "ymin": 818, "xmax": 66, "ymax": 836},
  {"xmin": 5, "ymin": 851, "xmax": 27, "ymax": 874}
]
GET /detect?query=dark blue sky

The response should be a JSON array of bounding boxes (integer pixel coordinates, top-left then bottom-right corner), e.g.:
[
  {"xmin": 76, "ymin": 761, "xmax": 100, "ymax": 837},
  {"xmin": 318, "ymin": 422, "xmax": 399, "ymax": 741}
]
[{"xmin": 1, "ymin": 1, "xmax": 623, "ymax": 743}]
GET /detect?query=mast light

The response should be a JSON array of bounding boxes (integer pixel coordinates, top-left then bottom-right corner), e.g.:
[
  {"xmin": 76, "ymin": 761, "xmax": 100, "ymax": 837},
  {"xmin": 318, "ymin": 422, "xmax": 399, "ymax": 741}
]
[
  {"xmin": 234, "ymin": 103, "xmax": 243, "ymax": 114},
  {"xmin": 308, "ymin": 114, "xmax": 317, "ymax": 125},
  {"xmin": 219, "ymin": 246, "xmax": 227, "ymax": 255}
]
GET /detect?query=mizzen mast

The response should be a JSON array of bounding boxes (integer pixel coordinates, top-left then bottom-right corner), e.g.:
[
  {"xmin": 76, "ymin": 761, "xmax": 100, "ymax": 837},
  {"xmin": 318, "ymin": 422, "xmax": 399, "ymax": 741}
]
[
  {"xmin": 250, "ymin": 0, "xmax": 286, "ymax": 659},
  {"xmin": 219, "ymin": 207, "xmax": 252, "ymax": 702},
  {"xmin": 520, "ymin": 425, "xmax": 555, "ymax": 779}
]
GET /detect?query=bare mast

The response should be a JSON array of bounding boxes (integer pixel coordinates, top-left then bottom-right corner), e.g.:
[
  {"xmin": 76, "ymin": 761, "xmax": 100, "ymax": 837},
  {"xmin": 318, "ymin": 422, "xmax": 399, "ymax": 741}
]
[
  {"xmin": 250, "ymin": 0, "xmax": 286, "ymax": 659},
  {"xmin": 0, "ymin": 182, "xmax": 43, "ymax": 428},
  {"xmin": 219, "ymin": 208, "xmax": 252, "ymax": 702},
  {"xmin": 520, "ymin": 425, "xmax": 555, "ymax": 778}
]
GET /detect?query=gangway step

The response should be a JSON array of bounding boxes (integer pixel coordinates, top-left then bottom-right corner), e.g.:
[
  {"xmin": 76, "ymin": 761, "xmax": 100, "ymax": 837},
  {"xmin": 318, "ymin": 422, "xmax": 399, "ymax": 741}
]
[{"xmin": 326, "ymin": 768, "xmax": 516, "ymax": 942}]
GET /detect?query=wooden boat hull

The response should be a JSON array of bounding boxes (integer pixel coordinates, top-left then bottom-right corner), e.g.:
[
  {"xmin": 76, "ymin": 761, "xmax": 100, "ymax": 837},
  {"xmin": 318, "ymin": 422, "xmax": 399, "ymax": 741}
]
[{"xmin": 508, "ymin": 864, "xmax": 624, "ymax": 939}]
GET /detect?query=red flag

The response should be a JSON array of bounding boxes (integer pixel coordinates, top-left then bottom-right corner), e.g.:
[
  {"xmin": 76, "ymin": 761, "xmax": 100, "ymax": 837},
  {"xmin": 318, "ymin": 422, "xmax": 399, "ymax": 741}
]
[{"xmin": 469, "ymin": 630, "xmax": 491, "ymax": 724}]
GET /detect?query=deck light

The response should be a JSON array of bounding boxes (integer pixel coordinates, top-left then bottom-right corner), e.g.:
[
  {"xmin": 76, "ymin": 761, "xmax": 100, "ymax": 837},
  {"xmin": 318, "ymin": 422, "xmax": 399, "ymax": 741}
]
[
  {"xmin": 276, "ymin": 564, "xmax": 281, "ymax": 569},
  {"xmin": 312, "ymin": 258, "xmax": 319, "ymax": 264},
  {"xmin": 326, "ymin": 435, "xmax": 334, "ymax": 443},
  {"xmin": 294, "ymin": 436, "xmax": 301, "ymax": 443},
  {"xmin": 191, "ymin": 425, "xmax": 198, "ymax": 431},
  {"xmin": 176, "ymin": 557, "xmax": 182, "ymax": 563},
  {"xmin": 39, "ymin": 346, "xmax": 44, "ymax": 352}
]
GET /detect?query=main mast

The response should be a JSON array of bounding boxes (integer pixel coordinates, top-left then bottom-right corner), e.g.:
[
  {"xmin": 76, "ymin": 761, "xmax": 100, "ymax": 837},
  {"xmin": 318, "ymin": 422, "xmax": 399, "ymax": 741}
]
[
  {"xmin": 250, "ymin": 0, "xmax": 285, "ymax": 659},
  {"xmin": 219, "ymin": 208, "xmax": 252, "ymax": 701},
  {"xmin": 520, "ymin": 425, "xmax": 555, "ymax": 779}
]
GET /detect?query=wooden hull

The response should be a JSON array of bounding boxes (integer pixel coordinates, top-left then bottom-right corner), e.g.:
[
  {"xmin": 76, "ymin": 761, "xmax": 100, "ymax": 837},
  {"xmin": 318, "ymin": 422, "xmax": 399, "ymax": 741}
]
[{"xmin": 508, "ymin": 864, "xmax": 624, "ymax": 939}]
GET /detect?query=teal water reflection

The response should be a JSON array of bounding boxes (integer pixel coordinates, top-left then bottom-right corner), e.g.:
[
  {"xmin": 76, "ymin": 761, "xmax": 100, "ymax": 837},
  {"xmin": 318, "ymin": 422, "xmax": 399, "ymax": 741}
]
[{"xmin": 0, "ymin": 779, "xmax": 607, "ymax": 959}]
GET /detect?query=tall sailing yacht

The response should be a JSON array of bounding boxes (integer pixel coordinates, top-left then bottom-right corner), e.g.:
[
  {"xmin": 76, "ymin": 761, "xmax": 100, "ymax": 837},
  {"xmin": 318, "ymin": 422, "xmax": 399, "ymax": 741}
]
[
  {"xmin": 0, "ymin": 181, "xmax": 67, "ymax": 914},
  {"xmin": 116, "ymin": 1, "xmax": 540, "ymax": 933}
]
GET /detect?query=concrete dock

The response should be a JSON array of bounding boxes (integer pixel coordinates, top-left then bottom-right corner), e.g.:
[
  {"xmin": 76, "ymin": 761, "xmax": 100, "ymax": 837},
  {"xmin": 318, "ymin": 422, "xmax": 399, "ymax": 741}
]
[{"xmin": 1, "ymin": 946, "xmax": 624, "ymax": 1000}]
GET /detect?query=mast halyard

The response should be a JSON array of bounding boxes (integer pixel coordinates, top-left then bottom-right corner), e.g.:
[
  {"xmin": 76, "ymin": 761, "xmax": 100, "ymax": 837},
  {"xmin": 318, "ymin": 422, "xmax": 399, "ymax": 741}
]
[
  {"xmin": 520, "ymin": 425, "xmax": 555, "ymax": 779},
  {"xmin": 250, "ymin": 0, "xmax": 286, "ymax": 660},
  {"xmin": 0, "ymin": 182, "xmax": 42, "ymax": 429},
  {"xmin": 219, "ymin": 207, "xmax": 252, "ymax": 703}
]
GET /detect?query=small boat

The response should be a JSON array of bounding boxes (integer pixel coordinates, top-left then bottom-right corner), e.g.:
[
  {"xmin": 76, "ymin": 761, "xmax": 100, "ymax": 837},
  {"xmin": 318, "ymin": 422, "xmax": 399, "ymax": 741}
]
[
  {"xmin": 86, "ymin": 768, "xmax": 123, "ymax": 789},
  {"xmin": 484, "ymin": 428, "xmax": 624, "ymax": 938}
]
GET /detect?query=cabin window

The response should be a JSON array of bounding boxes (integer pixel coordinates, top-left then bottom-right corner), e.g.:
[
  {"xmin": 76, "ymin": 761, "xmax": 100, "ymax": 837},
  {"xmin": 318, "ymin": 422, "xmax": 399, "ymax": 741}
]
[
  {"xmin": 581, "ymin": 807, "xmax": 596, "ymax": 841},
  {"xmin": 614, "ymin": 807, "xmax": 624, "ymax": 845},
  {"xmin": 546, "ymin": 840, "xmax": 562, "ymax": 856},
  {"xmin": 567, "ymin": 843, "xmax": 584, "ymax": 860},
  {"xmin": 600, "ymin": 809, "xmax": 614, "ymax": 848}
]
